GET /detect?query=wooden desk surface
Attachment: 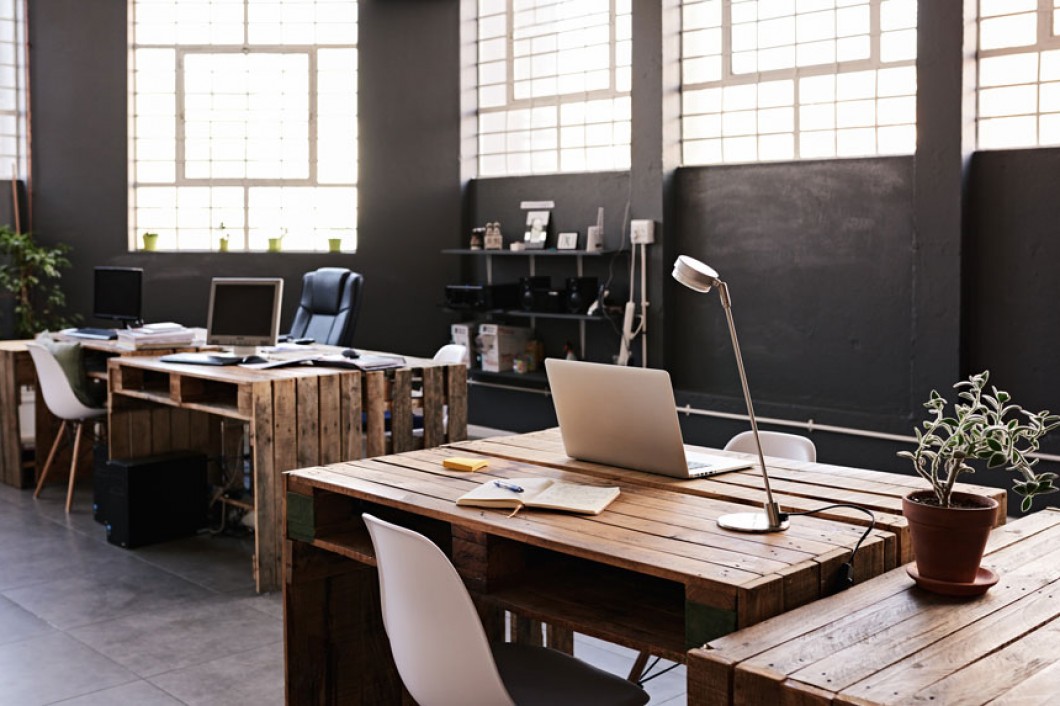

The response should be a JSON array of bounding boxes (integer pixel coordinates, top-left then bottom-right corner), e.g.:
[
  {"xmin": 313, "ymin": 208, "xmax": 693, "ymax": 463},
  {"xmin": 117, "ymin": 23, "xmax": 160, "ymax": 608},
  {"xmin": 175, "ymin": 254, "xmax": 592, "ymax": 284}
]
[
  {"xmin": 286, "ymin": 446, "xmax": 897, "ymax": 662},
  {"xmin": 451, "ymin": 428, "xmax": 1007, "ymax": 564},
  {"xmin": 691, "ymin": 507, "xmax": 1060, "ymax": 706}
]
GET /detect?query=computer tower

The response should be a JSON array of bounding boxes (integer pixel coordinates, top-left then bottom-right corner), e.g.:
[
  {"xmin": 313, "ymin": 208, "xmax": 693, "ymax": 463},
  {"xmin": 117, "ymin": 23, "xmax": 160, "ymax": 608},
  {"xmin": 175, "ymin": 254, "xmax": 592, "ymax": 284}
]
[{"xmin": 93, "ymin": 449, "xmax": 208, "ymax": 548}]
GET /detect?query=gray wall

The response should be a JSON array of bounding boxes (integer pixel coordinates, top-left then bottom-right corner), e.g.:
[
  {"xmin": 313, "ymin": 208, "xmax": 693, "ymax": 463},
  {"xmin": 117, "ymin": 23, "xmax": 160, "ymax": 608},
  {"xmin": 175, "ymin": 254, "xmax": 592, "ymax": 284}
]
[{"xmin": 29, "ymin": 0, "xmax": 461, "ymax": 358}]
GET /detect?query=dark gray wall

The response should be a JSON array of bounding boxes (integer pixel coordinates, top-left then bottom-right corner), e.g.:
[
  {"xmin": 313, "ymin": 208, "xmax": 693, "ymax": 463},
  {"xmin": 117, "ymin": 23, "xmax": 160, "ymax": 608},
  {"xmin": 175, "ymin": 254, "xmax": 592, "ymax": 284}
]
[
  {"xmin": 671, "ymin": 158, "xmax": 915, "ymax": 425},
  {"xmin": 29, "ymin": 0, "xmax": 461, "ymax": 358},
  {"xmin": 966, "ymin": 148, "xmax": 1060, "ymax": 456}
]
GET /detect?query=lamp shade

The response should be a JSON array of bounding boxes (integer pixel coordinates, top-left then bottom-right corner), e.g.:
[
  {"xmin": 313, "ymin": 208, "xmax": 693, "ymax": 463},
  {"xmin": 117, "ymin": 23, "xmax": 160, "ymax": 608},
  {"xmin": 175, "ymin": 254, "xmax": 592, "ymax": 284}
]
[{"xmin": 672, "ymin": 255, "xmax": 720, "ymax": 293}]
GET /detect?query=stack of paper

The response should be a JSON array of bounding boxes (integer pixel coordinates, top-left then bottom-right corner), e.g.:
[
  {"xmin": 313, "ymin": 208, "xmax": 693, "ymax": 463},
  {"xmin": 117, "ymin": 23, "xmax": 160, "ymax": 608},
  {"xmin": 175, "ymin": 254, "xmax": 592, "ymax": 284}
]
[{"xmin": 116, "ymin": 323, "xmax": 195, "ymax": 350}]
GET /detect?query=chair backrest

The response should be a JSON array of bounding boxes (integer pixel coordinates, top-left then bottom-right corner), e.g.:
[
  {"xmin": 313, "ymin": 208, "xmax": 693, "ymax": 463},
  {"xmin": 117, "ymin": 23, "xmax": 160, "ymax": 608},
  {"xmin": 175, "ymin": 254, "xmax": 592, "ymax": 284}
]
[
  {"xmin": 287, "ymin": 267, "xmax": 363, "ymax": 347},
  {"xmin": 25, "ymin": 343, "xmax": 105, "ymax": 421},
  {"xmin": 433, "ymin": 343, "xmax": 468, "ymax": 365},
  {"xmin": 724, "ymin": 430, "xmax": 817, "ymax": 462},
  {"xmin": 363, "ymin": 513, "xmax": 516, "ymax": 706}
]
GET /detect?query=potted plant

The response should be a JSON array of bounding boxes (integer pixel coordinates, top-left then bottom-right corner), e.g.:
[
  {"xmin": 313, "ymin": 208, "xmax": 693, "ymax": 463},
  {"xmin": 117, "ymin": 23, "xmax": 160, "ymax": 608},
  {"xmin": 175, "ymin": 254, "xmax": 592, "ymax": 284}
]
[
  {"xmin": 0, "ymin": 226, "xmax": 78, "ymax": 338},
  {"xmin": 218, "ymin": 222, "xmax": 230, "ymax": 252},
  {"xmin": 141, "ymin": 231, "xmax": 159, "ymax": 251},
  {"xmin": 899, "ymin": 371, "xmax": 1059, "ymax": 593}
]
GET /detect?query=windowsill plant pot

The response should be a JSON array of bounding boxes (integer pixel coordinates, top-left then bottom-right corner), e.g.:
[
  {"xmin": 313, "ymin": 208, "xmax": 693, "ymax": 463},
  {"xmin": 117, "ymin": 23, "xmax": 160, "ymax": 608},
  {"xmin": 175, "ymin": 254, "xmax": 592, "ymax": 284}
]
[
  {"xmin": 899, "ymin": 371, "xmax": 1059, "ymax": 596},
  {"xmin": 267, "ymin": 238, "xmax": 282, "ymax": 252},
  {"xmin": 142, "ymin": 233, "xmax": 158, "ymax": 251},
  {"xmin": 328, "ymin": 238, "xmax": 342, "ymax": 253}
]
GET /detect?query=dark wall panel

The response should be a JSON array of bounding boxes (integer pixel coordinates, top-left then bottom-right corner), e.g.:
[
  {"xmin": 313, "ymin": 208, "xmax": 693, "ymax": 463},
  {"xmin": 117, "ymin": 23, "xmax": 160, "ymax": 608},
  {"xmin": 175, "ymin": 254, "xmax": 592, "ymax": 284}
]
[
  {"xmin": 29, "ymin": 0, "xmax": 461, "ymax": 358},
  {"xmin": 967, "ymin": 148, "xmax": 1060, "ymax": 454},
  {"xmin": 671, "ymin": 158, "xmax": 916, "ymax": 426}
]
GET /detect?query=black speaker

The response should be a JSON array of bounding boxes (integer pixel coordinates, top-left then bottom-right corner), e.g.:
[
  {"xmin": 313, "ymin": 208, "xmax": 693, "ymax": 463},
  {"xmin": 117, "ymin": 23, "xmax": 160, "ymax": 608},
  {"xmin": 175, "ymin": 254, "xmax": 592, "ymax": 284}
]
[
  {"xmin": 445, "ymin": 283, "xmax": 520, "ymax": 311},
  {"xmin": 566, "ymin": 276, "xmax": 599, "ymax": 314},
  {"xmin": 93, "ymin": 449, "xmax": 208, "ymax": 548},
  {"xmin": 519, "ymin": 276, "xmax": 551, "ymax": 311}
]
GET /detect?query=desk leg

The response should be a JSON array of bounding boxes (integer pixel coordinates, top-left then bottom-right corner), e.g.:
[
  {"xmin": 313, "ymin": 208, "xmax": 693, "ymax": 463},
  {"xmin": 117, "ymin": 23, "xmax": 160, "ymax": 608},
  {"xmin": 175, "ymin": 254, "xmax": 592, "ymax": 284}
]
[
  {"xmin": 284, "ymin": 540, "xmax": 402, "ymax": 705},
  {"xmin": 253, "ymin": 382, "xmax": 281, "ymax": 593},
  {"xmin": 0, "ymin": 350, "xmax": 23, "ymax": 487}
]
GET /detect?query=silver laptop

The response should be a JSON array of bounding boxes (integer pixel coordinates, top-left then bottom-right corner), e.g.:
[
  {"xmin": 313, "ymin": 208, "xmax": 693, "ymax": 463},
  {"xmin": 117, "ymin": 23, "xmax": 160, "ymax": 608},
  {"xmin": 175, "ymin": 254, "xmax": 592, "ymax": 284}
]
[{"xmin": 544, "ymin": 359, "xmax": 753, "ymax": 479}]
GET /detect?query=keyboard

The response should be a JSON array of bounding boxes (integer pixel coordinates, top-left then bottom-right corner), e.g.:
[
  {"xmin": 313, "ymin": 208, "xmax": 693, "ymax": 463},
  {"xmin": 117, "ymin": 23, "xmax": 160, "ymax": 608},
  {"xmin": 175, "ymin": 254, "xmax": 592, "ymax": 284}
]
[{"xmin": 69, "ymin": 327, "xmax": 118, "ymax": 340}]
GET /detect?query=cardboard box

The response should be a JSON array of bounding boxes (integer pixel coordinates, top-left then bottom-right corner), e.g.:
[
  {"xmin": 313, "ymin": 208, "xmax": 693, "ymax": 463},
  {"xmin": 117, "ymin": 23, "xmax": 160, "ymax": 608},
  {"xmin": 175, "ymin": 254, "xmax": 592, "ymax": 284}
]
[{"xmin": 478, "ymin": 323, "xmax": 532, "ymax": 372}]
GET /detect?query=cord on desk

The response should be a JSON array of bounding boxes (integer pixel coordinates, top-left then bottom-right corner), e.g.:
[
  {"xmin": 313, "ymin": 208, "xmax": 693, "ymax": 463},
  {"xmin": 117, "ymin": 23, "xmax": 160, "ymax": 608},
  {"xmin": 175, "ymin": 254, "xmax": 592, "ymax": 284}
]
[{"xmin": 778, "ymin": 504, "xmax": 876, "ymax": 593}]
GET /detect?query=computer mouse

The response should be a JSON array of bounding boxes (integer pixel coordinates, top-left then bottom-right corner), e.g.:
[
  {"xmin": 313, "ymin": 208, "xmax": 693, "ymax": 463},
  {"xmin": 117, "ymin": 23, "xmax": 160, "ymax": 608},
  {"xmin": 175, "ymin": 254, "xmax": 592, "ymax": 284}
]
[
  {"xmin": 342, "ymin": 348, "xmax": 360, "ymax": 359},
  {"xmin": 241, "ymin": 355, "xmax": 268, "ymax": 365},
  {"xmin": 293, "ymin": 337, "xmax": 315, "ymax": 345}
]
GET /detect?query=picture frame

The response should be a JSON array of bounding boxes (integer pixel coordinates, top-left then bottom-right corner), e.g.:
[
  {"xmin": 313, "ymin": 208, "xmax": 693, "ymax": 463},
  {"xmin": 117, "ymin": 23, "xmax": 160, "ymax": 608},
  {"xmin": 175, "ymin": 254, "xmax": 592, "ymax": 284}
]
[{"xmin": 557, "ymin": 232, "xmax": 579, "ymax": 250}]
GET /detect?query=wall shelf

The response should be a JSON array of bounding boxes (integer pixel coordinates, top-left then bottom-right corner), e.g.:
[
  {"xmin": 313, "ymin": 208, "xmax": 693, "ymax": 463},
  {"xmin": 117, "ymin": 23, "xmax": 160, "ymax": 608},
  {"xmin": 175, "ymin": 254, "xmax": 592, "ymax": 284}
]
[{"xmin": 443, "ymin": 248, "xmax": 616, "ymax": 257}]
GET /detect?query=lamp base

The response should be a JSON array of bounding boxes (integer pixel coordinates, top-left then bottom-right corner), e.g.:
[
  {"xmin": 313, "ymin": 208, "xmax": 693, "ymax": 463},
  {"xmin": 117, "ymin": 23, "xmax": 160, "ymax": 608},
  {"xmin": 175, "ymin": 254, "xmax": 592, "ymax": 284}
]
[{"xmin": 717, "ymin": 512, "xmax": 789, "ymax": 533}]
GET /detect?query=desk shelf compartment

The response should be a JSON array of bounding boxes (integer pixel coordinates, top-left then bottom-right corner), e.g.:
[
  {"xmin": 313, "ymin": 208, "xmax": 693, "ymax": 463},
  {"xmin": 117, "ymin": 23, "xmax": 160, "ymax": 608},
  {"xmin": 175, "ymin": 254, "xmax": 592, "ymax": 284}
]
[{"xmin": 477, "ymin": 545, "xmax": 688, "ymax": 663}]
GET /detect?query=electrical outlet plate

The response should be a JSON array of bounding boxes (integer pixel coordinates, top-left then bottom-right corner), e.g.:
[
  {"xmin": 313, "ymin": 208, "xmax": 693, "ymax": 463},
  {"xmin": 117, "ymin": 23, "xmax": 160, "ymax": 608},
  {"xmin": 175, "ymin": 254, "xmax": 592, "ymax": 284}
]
[{"xmin": 630, "ymin": 219, "xmax": 655, "ymax": 244}]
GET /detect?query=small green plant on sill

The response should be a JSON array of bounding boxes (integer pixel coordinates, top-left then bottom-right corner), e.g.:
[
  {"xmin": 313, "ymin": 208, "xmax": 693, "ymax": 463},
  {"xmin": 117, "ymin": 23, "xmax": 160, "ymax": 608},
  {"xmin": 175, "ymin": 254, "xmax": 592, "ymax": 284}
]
[
  {"xmin": 898, "ymin": 371, "xmax": 1060, "ymax": 512},
  {"xmin": 0, "ymin": 225, "xmax": 78, "ymax": 338}
]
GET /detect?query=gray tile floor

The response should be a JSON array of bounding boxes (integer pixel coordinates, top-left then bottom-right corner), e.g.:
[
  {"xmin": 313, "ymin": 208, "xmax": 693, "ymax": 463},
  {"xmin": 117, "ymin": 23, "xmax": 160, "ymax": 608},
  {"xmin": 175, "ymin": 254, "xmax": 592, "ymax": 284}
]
[{"xmin": 0, "ymin": 481, "xmax": 686, "ymax": 705}]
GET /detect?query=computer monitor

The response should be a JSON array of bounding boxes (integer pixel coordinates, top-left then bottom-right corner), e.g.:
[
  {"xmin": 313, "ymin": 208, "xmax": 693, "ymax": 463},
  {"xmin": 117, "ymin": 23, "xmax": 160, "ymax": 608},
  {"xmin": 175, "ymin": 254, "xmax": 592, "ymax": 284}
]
[
  {"xmin": 206, "ymin": 278, "xmax": 284, "ymax": 356},
  {"xmin": 93, "ymin": 267, "xmax": 144, "ymax": 326}
]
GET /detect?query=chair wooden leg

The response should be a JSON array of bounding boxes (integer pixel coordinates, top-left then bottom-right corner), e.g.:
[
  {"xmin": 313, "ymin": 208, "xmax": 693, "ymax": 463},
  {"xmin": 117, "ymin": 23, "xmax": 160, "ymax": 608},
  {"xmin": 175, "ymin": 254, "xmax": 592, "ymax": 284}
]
[
  {"xmin": 66, "ymin": 422, "xmax": 85, "ymax": 514},
  {"xmin": 33, "ymin": 419, "xmax": 67, "ymax": 499},
  {"xmin": 627, "ymin": 650, "xmax": 651, "ymax": 683}
]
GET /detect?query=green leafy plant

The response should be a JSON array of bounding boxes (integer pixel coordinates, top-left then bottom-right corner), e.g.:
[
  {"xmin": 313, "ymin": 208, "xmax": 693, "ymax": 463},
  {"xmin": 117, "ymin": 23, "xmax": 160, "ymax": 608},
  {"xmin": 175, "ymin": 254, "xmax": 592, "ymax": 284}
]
[
  {"xmin": 0, "ymin": 225, "xmax": 77, "ymax": 338},
  {"xmin": 899, "ymin": 371, "xmax": 1060, "ymax": 512}
]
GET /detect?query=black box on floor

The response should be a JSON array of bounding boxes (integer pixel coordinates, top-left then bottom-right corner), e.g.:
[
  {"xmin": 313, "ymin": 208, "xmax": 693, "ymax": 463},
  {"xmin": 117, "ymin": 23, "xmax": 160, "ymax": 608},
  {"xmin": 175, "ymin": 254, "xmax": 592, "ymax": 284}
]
[{"xmin": 92, "ymin": 448, "xmax": 208, "ymax": 548}]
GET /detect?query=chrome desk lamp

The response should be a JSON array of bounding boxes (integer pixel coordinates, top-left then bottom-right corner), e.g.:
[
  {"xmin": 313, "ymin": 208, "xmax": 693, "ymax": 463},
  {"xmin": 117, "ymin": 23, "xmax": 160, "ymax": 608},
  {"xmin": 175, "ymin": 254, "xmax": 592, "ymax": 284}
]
[{"xmin": 671, "ymin": 255, "xmax": 788, "ymax": 533}]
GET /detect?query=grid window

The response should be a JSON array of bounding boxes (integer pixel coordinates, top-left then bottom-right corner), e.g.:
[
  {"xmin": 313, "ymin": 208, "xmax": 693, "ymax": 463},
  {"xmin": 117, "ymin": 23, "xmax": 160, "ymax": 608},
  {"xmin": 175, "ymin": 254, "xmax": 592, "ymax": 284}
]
[
  {"xmin": 475, "ymin": 0, "xmax": 632, "ymax": 177},
  {"xmin": 681, "ymin": 1, "xmax": 918, "ymax": 165},
  {"xmin": 0, "ymin": 0, "xmax": 25, "ymax": 185},
  {"xmin": 978, "ymin": 1, "xmax": 1060, "ymax": 149},
  {"xmin": 130, "ymin": 0, "xmax": 358, "ymax": 252}
]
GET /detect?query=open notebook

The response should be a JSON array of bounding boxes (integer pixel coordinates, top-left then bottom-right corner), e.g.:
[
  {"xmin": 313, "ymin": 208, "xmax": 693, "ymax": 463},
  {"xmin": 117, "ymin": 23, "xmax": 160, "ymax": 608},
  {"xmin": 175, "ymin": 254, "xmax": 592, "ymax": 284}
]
[{"xmin": 456, "ymin": 477, "xmax": 620, "ymax": 515}]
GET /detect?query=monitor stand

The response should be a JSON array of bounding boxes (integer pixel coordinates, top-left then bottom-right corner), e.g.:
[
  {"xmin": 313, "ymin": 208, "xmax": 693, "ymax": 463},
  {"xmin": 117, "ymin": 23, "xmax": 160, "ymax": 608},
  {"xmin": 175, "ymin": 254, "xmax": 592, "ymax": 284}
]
[{"xmin": 225, "ymin": 346, "xmax": 267, "ymax": 365}]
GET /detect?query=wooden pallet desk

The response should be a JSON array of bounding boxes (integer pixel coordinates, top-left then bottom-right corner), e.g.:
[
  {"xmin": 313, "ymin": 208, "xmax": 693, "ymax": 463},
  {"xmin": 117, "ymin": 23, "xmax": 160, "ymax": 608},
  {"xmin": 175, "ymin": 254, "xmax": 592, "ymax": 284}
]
[
  {"xmin": 283, "ymin": 446, "xmax": 898, "ymax": 705},
  {"xmin": 690, "ymin": 507, "xmax": 1060, "ymax": 706},
  {"xmin": 450, "ymin": 428, "xmax": 1007, "ymax": 565},
  {"xmin": 0, "ymin": 336, "xmax": 209, "ymax": 489},
  {"xmin": 109, "ymin": 355, "xmax": 467, "ymax": 593}
]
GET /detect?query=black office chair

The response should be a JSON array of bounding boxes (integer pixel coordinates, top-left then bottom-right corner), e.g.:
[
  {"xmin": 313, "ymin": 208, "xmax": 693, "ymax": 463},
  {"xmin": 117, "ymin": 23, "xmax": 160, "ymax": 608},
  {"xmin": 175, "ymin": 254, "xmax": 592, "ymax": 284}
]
[{"xmin": 287, "ymin": 267, "xmax": 363, "ymax": 347}]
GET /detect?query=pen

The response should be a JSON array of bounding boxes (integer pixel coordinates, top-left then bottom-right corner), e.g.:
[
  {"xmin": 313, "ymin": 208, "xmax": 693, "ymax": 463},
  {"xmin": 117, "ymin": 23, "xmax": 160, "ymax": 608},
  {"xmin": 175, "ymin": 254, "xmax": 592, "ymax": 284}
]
[{"xmin": 493, "ymin": 480, "xmax": 524, "ymax": 493}]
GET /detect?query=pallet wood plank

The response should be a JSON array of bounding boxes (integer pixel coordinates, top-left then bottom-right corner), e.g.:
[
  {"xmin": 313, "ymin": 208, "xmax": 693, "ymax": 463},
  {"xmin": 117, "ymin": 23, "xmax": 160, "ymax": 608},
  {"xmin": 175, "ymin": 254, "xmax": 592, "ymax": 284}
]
[
  {"xmin": 296, "ymin": 376, "xmax": 320, "ymax": 468},
  {"xmin": 364, "ymin": 372, "xmax": 386, "ymax": 458},
  {"xmin": 317, "ymin": 373, "xmax": 341, "ymax": 465},
  {"xmin": 252, "ymin": 380, "xmax": 280, "ymax": 592},
  {"xmin": 340, "ymin": 372, "xmax": 363, "ymax": 461},
  {"xmin": 391, "ymin": 369, "xmax": 414, "ymax": 453},
  {"xmin": 446, "ymin": 363, "xmax": 468, "ymax": 442},
  {"xmin": 421, "ymin": 366, "xmax": 445, "ymax": 448}
]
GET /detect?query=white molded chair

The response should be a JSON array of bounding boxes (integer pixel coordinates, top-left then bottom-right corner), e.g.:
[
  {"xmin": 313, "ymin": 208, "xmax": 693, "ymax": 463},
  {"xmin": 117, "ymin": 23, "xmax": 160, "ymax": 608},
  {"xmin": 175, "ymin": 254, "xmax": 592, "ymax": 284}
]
[
  {"xmin": 363, "ymin": 513, "xmax": 649, "ymax": 706},
  {"xmin": 26, "ymin": 342, "xmax": 107, "ymax": 513},
  {"xmin": 724, "ymin": 430, "xmax": 817, "ymax": 463},
  {"xmin": 433, "ymin": 343, "xmax": 469, "ymax": 365}
]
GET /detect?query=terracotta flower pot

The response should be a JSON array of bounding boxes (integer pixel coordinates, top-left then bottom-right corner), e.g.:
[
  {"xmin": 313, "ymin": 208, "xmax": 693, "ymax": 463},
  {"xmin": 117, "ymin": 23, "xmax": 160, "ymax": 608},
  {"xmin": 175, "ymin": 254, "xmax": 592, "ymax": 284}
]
[{"xmin": 903, "ymin": 490, "xmax": 998, "ymax": 584}]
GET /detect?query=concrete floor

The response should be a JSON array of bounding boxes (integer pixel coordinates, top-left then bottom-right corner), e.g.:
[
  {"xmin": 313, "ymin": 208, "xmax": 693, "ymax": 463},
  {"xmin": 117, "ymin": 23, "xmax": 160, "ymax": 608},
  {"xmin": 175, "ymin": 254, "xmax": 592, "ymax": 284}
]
[{"xmin": 0, "ymin": 481, "xmax": 687, "ymax": 705}]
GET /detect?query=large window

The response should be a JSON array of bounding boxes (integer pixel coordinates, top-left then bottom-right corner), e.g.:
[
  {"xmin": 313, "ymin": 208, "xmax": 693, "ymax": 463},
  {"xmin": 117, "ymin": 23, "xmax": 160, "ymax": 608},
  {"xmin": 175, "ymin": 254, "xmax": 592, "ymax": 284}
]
[
  {"xmin": 681, "ymin": 0, "xmax": 918, "ymax": 165},
  {"xmin": 978, "ymin": 1, "xmax": 1060, "ymax": 149},
  {"xmin": 0, "ymin": 0, "xmax": 26, "ymax": 186},
  {"xmin": 474, "ymin": 0, "xmax": 632, "ymax": 177},
  {"xmin": 130, "ymin": 0, "xmax": 358, "ymax": 252}
]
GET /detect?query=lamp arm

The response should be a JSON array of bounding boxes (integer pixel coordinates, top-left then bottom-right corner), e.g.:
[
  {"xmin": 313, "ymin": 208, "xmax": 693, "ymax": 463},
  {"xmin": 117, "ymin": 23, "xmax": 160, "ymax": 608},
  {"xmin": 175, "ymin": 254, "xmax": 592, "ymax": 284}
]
[{"xmin": 716, "ymin": 281, "xmax": 784, "ymax": 529}]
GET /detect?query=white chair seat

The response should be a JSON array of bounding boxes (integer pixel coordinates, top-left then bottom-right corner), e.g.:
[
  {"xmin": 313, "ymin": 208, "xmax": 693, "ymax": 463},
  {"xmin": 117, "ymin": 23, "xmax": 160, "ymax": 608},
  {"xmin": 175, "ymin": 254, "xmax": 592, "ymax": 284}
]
[{"xmin": 492, "ymin": 643, "xmax": 649, "ymax": 706}]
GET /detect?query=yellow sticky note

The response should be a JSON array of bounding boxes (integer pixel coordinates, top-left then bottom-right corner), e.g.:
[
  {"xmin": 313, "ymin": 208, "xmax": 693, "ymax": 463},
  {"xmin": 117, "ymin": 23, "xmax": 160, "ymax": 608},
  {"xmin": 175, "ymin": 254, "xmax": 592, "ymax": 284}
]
[{"xmin": 443, "ymin": 457, "xmax": 489, "ymax": 472}]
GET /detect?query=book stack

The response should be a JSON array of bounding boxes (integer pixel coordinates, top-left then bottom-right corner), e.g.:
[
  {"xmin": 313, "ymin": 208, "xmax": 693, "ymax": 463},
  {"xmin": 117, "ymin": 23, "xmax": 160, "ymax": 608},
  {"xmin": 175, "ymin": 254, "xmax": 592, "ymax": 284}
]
[{"xmin": 116, "ymin": 322, "xmax": 196, "ymax": 350}]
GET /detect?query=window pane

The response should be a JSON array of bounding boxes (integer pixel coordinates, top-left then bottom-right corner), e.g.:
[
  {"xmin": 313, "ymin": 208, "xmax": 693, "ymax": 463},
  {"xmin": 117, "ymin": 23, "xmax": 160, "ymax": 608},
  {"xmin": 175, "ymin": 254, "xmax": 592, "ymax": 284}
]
[
  {"xmin": 130, "ymin": 2, "xmax": 358, "ymax": 252},
  {"xmin": 680, "ymin": 1, "xmax": 916, "ymax": 165},
  {"xmin": 476, "ymin": 0, "xmax": 631, "ymax": 177}
]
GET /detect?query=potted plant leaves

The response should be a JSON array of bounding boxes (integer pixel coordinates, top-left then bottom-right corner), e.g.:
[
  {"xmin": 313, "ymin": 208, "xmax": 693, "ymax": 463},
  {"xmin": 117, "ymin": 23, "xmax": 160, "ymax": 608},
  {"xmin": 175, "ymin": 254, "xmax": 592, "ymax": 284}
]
[
  {"xmin": 0, "ymin": 225, "xmax": 78, "ymax": 338},
  {"xmin": 898, "ymin": 371, "xmax": 1059, "ymax": 595}
]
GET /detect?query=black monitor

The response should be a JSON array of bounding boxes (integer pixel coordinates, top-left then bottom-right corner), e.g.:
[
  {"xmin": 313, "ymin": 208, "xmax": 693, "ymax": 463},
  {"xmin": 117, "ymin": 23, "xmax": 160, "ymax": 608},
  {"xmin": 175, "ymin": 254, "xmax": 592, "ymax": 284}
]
[
  {"xmin": 206, "ymin": 278, "xmax": 284, "ymax": 356},
  {"xmin": 93, "ymin": 267, "xmax": 144, "ymax": 326}
]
